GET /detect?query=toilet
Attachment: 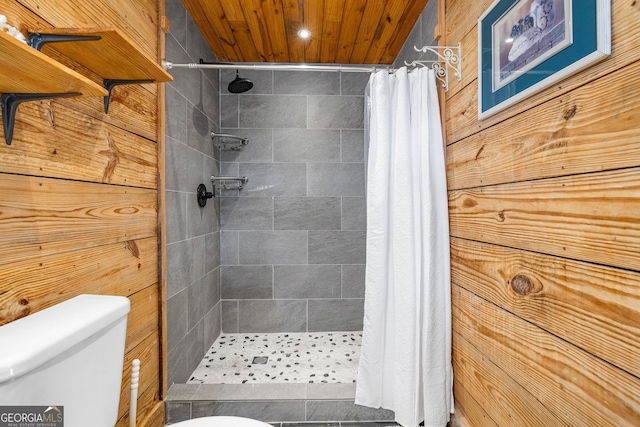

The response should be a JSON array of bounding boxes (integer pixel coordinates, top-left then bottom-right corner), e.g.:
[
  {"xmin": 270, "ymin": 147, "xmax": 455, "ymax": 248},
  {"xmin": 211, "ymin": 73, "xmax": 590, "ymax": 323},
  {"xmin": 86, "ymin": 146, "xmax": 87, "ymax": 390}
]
[{"xmin": 0, "ymin": 295, "xmax": 270, "ymax": 427}]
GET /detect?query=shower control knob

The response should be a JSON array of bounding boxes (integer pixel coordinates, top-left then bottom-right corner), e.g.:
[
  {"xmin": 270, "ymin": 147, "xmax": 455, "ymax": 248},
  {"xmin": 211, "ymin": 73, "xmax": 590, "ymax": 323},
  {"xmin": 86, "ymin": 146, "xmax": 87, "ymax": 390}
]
[{"xmin": 197, "ymin": 183, "xmax": 213, "ymax": 207}]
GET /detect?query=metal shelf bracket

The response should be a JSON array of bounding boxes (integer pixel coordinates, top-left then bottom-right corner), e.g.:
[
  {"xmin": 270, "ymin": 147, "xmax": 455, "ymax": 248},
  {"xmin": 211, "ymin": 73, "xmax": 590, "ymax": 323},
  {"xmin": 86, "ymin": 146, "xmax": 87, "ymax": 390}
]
[
  {"xmin": 27, "ymin": 33, "xmax": 102, "ymax": 51},
  {"xmin": 1, "ymin": 92, "xmax": 81, "ymax": 145},
  {"xmin": 103, "ymin": 79, "xmax": 155, "ymax": 113}
]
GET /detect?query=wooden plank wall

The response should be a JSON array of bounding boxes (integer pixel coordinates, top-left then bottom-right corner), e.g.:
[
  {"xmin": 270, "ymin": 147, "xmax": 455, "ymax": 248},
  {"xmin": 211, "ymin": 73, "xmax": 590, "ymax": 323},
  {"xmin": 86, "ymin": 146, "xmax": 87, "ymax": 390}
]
[
  {"xmin": 0, "ymin": 0, "xmax": 165, "ymax": 426},
  {"xmin": 443, "ymin": 0, "xmax": 640, "ymax": 425}
]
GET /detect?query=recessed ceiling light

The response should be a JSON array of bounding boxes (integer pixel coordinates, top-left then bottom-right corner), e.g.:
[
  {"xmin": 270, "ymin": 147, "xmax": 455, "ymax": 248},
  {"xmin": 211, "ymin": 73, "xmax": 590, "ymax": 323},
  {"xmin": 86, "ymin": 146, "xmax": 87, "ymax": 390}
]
[{"xmin": 298, "ymin": 29, "xmax": 311, "ymax": 39}]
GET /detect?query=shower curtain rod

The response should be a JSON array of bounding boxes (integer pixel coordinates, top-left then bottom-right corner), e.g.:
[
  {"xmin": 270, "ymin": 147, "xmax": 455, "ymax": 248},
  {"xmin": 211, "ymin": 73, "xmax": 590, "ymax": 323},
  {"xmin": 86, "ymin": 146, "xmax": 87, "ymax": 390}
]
[
  {"xmin": 162, "ymin": 60, "xmax": 385, "ymax": 73},
  {"xmin": 162, "ymin": 43, "xmax": 461, "ymax": 90},
  {"xmin": 162, "ymin": 43, "xmax": 462, "ymax": 91}
]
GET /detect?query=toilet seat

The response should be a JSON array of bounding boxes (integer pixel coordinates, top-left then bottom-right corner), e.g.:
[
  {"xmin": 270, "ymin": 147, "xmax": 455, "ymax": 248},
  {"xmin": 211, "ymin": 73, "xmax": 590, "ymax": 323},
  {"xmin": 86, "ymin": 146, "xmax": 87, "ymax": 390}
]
[{"xmin": 168, "ymin": 416, "xmax": 272, "ymax": 426}]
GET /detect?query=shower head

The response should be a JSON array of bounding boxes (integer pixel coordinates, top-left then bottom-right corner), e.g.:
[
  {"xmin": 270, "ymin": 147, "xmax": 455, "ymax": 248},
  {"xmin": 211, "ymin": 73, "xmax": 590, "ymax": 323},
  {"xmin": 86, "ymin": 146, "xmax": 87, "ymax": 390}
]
[{"xmin": 228, "ymin": 70, "xmax": 254, "ymax": 93}]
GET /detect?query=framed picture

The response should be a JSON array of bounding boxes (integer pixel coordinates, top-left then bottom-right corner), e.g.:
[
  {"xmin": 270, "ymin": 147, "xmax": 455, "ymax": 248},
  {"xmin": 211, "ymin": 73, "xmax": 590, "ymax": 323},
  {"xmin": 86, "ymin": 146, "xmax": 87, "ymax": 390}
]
[{"xmin": 478, "ymin": 0, "xmax": 610, "ymax": 119}]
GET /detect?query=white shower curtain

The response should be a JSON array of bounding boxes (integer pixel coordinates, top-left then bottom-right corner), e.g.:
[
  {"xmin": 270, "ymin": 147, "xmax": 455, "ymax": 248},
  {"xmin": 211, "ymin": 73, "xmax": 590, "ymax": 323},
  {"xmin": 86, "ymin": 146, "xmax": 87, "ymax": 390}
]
[{"xmin": 355, "ymin": 67, "xmax": 453, "ymax": 427}]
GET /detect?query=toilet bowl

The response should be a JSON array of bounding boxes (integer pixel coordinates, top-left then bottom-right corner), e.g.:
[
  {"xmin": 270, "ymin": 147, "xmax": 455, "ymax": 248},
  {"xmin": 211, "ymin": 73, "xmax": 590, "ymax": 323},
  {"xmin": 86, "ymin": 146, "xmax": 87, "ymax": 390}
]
[{"xmin": 168, "ymin": 416, "xmax": 272, "ymax": 426}]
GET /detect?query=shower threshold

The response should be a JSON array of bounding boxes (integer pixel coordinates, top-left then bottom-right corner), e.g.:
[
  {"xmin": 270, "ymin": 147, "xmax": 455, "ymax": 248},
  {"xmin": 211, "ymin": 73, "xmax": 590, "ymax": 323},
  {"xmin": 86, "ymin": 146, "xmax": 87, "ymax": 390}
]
[{"xmin": 166, "ymin": 332, "xmax": 397, "ymax": 424}]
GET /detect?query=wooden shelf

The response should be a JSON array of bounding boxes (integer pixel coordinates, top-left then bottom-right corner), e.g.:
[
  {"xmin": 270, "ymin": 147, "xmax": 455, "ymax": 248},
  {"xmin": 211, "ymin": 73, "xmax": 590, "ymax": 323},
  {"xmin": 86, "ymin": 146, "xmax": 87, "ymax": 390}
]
[
  {"xmin": 0, "ymin": 30, "xmax": 107, "ymax": 97},
  {"xmin": 31, "ymin": 27, "xmax": 173, "ymax": 82}
]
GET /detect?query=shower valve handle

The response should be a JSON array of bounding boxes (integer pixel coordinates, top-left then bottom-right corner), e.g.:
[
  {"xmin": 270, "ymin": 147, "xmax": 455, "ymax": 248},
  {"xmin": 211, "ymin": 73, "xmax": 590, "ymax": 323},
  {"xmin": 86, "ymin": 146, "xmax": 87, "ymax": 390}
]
[{"xmin": 197, "ymin": 183, "xmax": 214, "ymax": 207}]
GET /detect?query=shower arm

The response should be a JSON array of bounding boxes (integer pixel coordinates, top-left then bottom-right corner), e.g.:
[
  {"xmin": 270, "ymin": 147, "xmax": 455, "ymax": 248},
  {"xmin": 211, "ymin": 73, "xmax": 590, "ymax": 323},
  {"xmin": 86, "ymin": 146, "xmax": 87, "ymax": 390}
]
[{"xmin": 211, "ymin": 175, "xmax": 249, "ymax": 184}]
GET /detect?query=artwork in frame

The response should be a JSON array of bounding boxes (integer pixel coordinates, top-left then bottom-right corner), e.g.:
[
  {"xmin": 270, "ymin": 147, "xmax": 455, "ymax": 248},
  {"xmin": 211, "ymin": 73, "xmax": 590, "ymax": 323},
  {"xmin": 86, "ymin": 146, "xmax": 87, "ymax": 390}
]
[{"xmin": 478, "ymin": 0, "xmax": 611, "ymax": 119}]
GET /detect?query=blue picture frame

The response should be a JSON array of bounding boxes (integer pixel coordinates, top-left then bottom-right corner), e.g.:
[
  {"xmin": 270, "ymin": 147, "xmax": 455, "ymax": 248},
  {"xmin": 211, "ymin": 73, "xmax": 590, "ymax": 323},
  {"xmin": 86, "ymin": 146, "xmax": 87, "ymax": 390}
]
[{"xmin": 478, "ymin": 0, "xmax": 610, "ymax": 119}]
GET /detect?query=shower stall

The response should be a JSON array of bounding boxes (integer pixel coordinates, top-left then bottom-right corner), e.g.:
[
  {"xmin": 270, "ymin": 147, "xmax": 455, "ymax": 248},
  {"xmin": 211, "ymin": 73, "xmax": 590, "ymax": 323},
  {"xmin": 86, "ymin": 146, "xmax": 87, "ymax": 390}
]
[
  {"xmin": 163, "ymin": 54, "xmax": 393, "ymax": 422},
  {"xmin": 163, "ymin": 0, "xmax": 442, "ymax": 423}
]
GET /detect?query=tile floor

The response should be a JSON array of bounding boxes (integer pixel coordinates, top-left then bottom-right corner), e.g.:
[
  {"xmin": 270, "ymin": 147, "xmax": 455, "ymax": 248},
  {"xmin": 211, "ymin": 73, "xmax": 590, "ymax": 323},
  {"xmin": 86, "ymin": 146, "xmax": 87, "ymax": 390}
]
[{"xmin": 188, "ymin": 332, "xmax": 362, "ymax": 384}]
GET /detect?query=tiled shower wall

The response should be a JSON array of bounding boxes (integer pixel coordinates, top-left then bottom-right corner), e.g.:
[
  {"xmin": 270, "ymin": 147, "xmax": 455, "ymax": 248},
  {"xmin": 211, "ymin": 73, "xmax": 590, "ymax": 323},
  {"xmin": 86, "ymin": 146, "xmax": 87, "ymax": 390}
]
[
  {"xmin": 164, "ymin": 0, "xmax": 222, "ymax": 385},
  {"xmin": 218, "ymin": 70, "xmax": 370, "ymax": 333}
]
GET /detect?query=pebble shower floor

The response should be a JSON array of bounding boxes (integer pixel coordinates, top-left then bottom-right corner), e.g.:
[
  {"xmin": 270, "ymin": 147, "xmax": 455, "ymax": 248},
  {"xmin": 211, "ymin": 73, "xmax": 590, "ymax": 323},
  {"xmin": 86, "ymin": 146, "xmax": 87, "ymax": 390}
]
[{"xmin": 187, "ymin": 332, "xmax": 362, "ymax": 384}]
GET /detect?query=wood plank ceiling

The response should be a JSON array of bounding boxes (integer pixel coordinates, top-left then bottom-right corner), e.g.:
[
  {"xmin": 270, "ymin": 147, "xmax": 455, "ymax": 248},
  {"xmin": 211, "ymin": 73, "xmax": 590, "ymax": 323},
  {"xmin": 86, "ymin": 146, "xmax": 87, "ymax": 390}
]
[{"xmin": 180, "ymin": 0, "xmax": 428, "ymax": 64}]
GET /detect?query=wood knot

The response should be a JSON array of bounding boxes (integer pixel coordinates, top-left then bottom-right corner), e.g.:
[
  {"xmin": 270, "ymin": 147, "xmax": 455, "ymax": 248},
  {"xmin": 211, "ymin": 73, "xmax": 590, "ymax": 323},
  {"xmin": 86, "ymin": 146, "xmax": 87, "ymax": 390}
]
[
  {"xmin": 497, "ymin": 211, "xmax": 505, "ymax": 221},
  {"xmin": 19, "ymin": 298, "xmax": 29, "ymax": 306},
  {"xmin": 511, "ymin": 274, "xmax": 534, "ymax": 295},
  {"xmin": 463, "ymin": 198, "xmax": 478, "ymax": 208},
  {"xmin": 125, "ymin": 240, "xmax": 140, "ymax": 259},
  {"xmin": 563, "ymin": 106, "xmax": 577, "ymax": 120}
]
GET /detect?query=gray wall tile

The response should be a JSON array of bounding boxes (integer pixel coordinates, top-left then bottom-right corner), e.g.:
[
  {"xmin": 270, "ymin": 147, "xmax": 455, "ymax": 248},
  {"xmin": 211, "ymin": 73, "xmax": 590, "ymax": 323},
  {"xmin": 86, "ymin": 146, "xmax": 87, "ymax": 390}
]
[
  {"xmin": 238, "ymin": 300, "xmax": 308, "ymax": 332},
  {"xmin": 188, "ymin": 270, "xmax": 219, "ymax": 330},
  {"xmin": 308, "ymin": 299, "xmax": 365, "ymax": 331},
  {"xmin": 186, "ymin": 104, "xmax": 212, "ymax": 156},
  {"xmin": 274, "ymin": 197, "xmax": 340, "ymax": 230},
  {"xmin": 166, "ymin": 190, "xmax": 187, "ymax": 244},
  {"xmin": 273, "ymin": 129, "xmax": 340, "ymax": 163},
  {"xmin": 221, "ymin": 300, "xmax": 239, "ymax": 333},
  {"xmin": 221, "ymin": 69, "xmax": 274, "ymax": 95},
  {"xmin": 166, "ymin": 239, "xmax": 194, "ymax": 298},
  {"xmin": 308, "ymin": 164, "xmax": 365, "ymax": 197},
  {"xmin": 306, "ymin": 401, "xmax": 394, "ymax": 422},
  {"xmin": 239, "ymin": 231, "xmax": 308, "ymax": 265},
  {"xmin": 220, "ymin": 128, "xmax": 273, "ymax": 163},
  {"xmin": 342, "ymin": 265, "xmax": 365, "ymax": 299},
  {"xmin": 340, "ymin": 72, "xmax": 370, "ymax": 96},
  {"xmin": 421, "ymin": 0, "xmax": 439, "ymax": 49},
  {"xmin": 191, "ymin": 235, "xmax": 207, "ymax": 282},
  {"xmin": 341, "ymin": 130, "xmax": 365, "ymax": 163},
  {"xmin": 165, "ymin": 84, "xmax": 187, "ymax": 142},
  {"xmin": 221, "ymin": 265, "xmax": 273, "ymax": 299},
  {"xmin": 221, "ymin": 197, "xmax": 273, "ymax": 230},
  {"xmin": 169, "ymin": 320, "xmax": 205, "ymax": 384},
  {"xmin": 274, "ymin": 265, "xmax": 341, "ymax": 299},
  {"xmin": 308, "ymin": 96, "xmax": 364, "ymax": 129},
  {"xmin": 165, "ymin": 0, "xmax": 187, "ymax": 48},
  {"xmin": 221, "ymin": 231, "xmax": 239, "ymax": 265},
  {"xmin": 165, "ymin": 401, "xmax": 191, "ymax": 424},
  {"xmin": 341, "ymin": 197, "xmax": 366, "ymax": 231},
  {"xmin": 308, "ymin": 231, "xmax": 366, "ymax": 265},
  {"xmin": 239, "ymin": 95, "xmax": 307, "ymax": 128},
  {"xmin": 204, "ymin": 302, "xmax": 221, "ymax": 349},
  {"xmin": 192, "ymin": 401, "xmax": 306, "ymax": 422},
  {"xmin": 165, "ymin": 137, "xmax": 204, "ymax": 193},
  {"xmin": 166, "ymin": 288, "xmax": 187, "ymax": 351},
  {"xmin": 204, "ymin": 83, "xmax": 220, "ymax": 127},
  {"xmin": 205, "ymin": 232, "xmax": 221, "ymax": 272},
  {"xmin": 240, "ymin": 163, "xmax": 307, "ymax": 197},
  {"xmin": 188, "ymin": 193, "xmax": 216, "ymax": 237},
  {"xmin": 166, "ymin": 36, "xmax": 200, "ymax": 105},
  {"xmin": 274, "ymin": 71, "xmax": 340, "ymax": 95},
  {"xmin": 221, "ymin": 95, "xmax": 239, "ymax": 128}
]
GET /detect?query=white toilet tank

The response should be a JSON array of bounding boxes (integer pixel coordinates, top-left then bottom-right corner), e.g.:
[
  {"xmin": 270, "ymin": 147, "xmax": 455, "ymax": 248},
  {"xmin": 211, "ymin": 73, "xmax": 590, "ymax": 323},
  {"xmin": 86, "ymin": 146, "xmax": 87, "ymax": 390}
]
[{"xmin": 0, "ymin": 294, "xmax": 130, "ymax": 427}]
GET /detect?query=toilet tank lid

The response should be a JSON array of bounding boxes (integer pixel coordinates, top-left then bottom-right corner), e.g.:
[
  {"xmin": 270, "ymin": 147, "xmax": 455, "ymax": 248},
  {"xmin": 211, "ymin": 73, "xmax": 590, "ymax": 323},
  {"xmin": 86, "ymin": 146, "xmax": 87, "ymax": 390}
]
[{"xmin": 0, "ymin": 294, "xmax": 130, "ymax": 384}]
